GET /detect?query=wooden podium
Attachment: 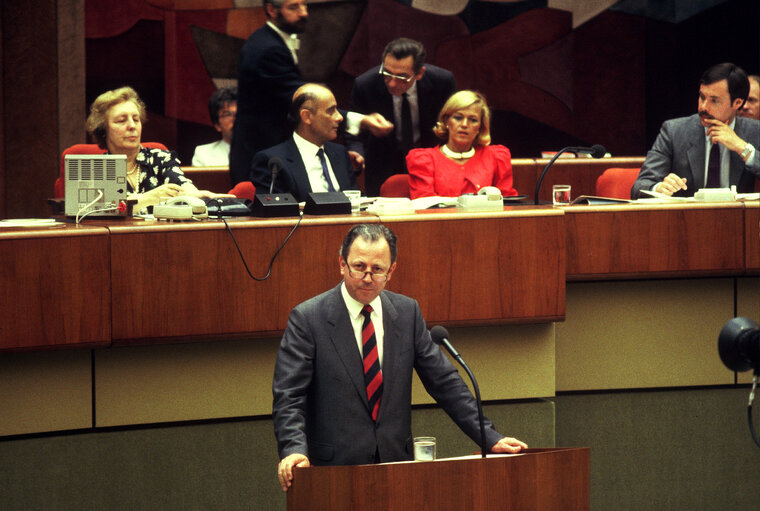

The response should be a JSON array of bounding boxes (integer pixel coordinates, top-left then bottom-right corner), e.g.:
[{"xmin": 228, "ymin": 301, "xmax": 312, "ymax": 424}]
[{"xmin": 287, "ymin": 447, "xmax": 589, "ymax": 510}]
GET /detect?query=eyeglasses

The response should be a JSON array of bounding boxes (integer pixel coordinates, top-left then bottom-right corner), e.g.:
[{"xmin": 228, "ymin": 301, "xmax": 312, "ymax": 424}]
[
  {"xmin": 348, "ymin": 269, "xmax": 389, "ymax": 282},
  {"xmin": 219, "ymin": 110, "xmax": 236, "ymax": 119},
  {"xmin": 379, "ymin": 66, "xmax": 414, "ymax": 83}
]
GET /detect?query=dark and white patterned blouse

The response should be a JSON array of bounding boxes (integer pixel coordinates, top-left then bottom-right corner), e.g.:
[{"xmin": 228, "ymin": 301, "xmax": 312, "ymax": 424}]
[{"xmin": 126, "ymin": 146, "xmax": 193, "ymax": 193}]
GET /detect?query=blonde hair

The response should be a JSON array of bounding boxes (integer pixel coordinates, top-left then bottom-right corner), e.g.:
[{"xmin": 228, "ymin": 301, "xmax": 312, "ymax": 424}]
[
  {"xmin": 432, "ymin": 90, "xmax": 491, "ymax": 147},
  {"xmin": 86, "ymin": 86, "xmax": 147, "ymax": 149}
]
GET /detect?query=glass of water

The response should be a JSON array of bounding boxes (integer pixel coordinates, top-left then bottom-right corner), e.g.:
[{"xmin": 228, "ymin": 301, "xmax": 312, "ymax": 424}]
[
  {"xmin": 552, "ymin": 184, "xmax": 571, "ymax": 205},
  {"xmin": 413, "ymin": 436, "xmax": 436, "ymax": 461}
]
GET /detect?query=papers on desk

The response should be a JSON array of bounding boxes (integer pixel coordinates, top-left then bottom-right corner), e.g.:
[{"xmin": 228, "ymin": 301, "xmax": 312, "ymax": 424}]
[
  {"xmin": 0, "ymin": 218, "xmax": 64, "ymax": 228},
  {"xmin": 638, "ymin": 187, "xmax": 759, "ymax": 203},
  {"xmin": 410, "ymin": 196, "xmax": 458, "ymax": 209}
]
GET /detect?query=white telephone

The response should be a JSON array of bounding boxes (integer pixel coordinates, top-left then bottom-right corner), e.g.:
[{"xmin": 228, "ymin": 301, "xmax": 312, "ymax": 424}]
[{"xmin": 153, "ymin": 196, "xmax": 208, "ymax": 220}]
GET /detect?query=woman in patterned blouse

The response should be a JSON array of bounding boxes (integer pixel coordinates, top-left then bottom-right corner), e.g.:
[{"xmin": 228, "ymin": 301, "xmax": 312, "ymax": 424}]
[{"xmin": 85, "ymin": 86, "xmax": 228, "ymax": 212}]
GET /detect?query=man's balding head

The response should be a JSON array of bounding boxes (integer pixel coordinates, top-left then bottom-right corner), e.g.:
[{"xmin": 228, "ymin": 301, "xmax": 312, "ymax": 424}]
[{"xmin": 290, "ymin": 83, "xmax": 343, "ymax": 146}]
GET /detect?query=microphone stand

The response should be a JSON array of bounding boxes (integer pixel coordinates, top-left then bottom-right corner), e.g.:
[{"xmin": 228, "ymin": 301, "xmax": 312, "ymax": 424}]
[
  {"xmin": 534, "ymin": 147, "xmax": 572, "ymax": 205},
  {"xmin": 455, "ymin": 356, "xmax": 488, "ymax": 459},
  {"xmin": 440, "ymin": 338, "xmax": 487, "ymax": 458}
]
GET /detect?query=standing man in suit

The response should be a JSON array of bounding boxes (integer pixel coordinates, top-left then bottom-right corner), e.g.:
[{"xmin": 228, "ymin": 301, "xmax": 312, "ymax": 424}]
[
  {"xmin": 347, "ymin": 38, "xmax": 457, "ymax": 196},
  {"xmin": 631, "ymin": 62, "xmax": 760, "ymax": 198},
  {"xmin": 250, "ymin": 84, "xmax": 357, "ymax": 201},
  {"xmin": 230, "ymin": 0, "xmax": 392, "ymax": 186},
  {"xmin": 273, "ymin": 223, "xmax": 527, "ymax": 491}
]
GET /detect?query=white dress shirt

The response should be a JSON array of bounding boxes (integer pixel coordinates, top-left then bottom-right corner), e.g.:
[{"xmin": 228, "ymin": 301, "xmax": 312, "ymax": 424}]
[
  {"xmin": 292, "ymin": 132, "xmax": 341, "ymax": 192},
  {"xmin": 341, "ymin": 282, "xmax": 384, "ymax": 368},
  {"xmin": 267, "ymin": 21, "xmax": 300, "ymax": 64}
]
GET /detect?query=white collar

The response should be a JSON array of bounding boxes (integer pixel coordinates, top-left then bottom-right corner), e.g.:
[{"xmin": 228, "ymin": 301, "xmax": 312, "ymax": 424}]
[
  {"xmin": 441, "ymin": 144, "xmax": 475, "ymax": 160},
  {"xmin": 267, "ymin": 21, "xmax": 300, "ymax": 51},
  {"xmin": 340, "ymin": 282, "xmax": 382, "ymax": 319}
]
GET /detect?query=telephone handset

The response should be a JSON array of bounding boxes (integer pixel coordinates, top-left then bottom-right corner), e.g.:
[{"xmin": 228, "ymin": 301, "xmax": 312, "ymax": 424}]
[{"xmin": 153, "ymin": 195, "xmax": 208, "ymax": 220}]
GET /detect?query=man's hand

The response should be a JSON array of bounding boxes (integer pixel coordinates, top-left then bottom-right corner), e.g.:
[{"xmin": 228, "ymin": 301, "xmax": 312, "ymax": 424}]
[
  {"xmin": 705, "ymin": 118, "xmax": 747, "ymax": 154},
  {"xmin": 490, "ymin": 436, "xmax": 528, "ymax": 454},
  {"xmin": 277, "ymin": 453, "xmax": 310, "ymax": 491},
  {"xmin": 348, "ymin": 151, "xmax": 365, "ymax": 174},
  {"xmin": 360, "ymin": 113, "xmax": 394, "ymax": 137},
  {"xmin": 655, "ymin": 173, "xmax": 688, "ymax": 196}
]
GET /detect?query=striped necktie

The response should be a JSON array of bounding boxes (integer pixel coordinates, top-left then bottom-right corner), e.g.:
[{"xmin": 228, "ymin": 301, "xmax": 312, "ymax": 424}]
[{"xmin": 361, "ymin": 305, "xmax": 383, "ymax": 421}]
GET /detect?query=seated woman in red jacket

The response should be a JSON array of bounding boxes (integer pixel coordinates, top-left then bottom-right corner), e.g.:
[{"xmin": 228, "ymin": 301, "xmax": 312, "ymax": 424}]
[{"xmin": 406, "ymin": 90, "xmax": 518, "ymax": 198}]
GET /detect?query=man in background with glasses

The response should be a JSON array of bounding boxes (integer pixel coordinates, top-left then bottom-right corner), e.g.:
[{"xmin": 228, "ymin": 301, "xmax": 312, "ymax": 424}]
[
  {"xmin": 347, "ymin": 38, "xmax": 457, "ymax": 196},
  {"xmin": 272, "ymin": 224, "xmax": 527, "ymax": 491}
]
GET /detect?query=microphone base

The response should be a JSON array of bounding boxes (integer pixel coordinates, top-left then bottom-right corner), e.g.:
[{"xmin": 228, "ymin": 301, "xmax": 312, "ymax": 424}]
[{"xmin": 250, "ymin": 194, "xmax": 300, "ymax": 217}]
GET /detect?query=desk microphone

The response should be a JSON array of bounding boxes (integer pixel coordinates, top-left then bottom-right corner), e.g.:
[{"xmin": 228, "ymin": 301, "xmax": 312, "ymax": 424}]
[
  {"xmin": 430, "ymin": 325, "xmax": 488, "ymax": 458},
  {"xmin": 268, "ymin": 157, "xmax": 283, "ymax": 194},
  {"xmin": 533, "ymin": 144, "xmax": 607, "ymax": 205}
]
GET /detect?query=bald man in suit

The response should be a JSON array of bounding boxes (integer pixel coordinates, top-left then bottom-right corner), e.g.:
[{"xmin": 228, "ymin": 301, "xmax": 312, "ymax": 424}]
[{"xmin": 250, "ymin": 84, "xmax": 357, "ymax": 201}]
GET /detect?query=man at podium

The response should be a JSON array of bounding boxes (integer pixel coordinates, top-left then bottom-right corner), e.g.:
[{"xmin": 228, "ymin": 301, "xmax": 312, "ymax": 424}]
[{"xmin": 272, "ymin": 224, "xmax": 527, "ymax": 491}]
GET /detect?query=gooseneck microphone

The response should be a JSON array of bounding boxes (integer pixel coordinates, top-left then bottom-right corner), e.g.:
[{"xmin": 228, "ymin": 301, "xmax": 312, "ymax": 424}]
[
  {"xmin": 430, "ymin": 325, "xmax": 488, "ymax": 458},
  {"xmin": 268, "ymin": 157, "xmax": 283, "ymax": 194},
  {"xmin": 533, "ymin": 144, "xmax": 607, "ymax": 205}
]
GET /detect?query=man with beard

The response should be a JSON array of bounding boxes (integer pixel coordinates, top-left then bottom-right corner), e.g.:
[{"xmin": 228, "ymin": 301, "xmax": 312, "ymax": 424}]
[
  {"xmin": 631, "ymin": 62, "xmax": 760, "ymax": 198},
  {"xmin": 229, "ymin": 0, "xmax": 392, "ymax": 186}
]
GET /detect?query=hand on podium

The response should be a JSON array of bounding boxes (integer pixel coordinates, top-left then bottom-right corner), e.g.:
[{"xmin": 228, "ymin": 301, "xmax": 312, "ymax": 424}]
[
  {"xmin": 490, "ymin": 436, "xmax": 528, "ymax": 454},
  {"xmin": 278, "ymin": 453, "xmax": 310, "ymax": 491}
]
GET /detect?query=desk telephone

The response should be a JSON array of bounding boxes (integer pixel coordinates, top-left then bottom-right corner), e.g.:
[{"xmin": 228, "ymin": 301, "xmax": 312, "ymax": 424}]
[{"xmin": 153, "ymin": 196, "xmax": 208, "ymax": 220}]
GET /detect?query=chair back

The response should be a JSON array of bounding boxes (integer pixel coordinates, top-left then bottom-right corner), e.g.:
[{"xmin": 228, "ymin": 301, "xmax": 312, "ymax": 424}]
[
  {"xmin": 54, "ymin": 142, "xmax": 169, "ymax": 198},
  {"xmin": 595, "ymin": 167, "xmax": 640, "ymax": 200},
  {"xmin": 228, "ymin": 181, "xmax": 256, "ymax": 200},
  {"xmin": 379, "ymin": 174, "xmax": 410, "ymax": 198}
]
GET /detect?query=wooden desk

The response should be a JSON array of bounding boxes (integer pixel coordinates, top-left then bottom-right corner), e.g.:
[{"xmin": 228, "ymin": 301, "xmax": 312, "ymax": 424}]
[
  {"xmin": 1, "ymin": 201, "xmax": 756, "ymax": 351},
  {"xmin": 512, "ymin": 156, "xmax": 645, "ymax": 202},
  {"xmin": 0, "ymin": 223, "xmax": 111, "ymax": 350},
  {"xmin": 107, "ymin": 207, "xmax": 565, "ymax": 343},
  {"xmin": 564, "ymin": 202, "xmax": 745, "ymax": 280}
]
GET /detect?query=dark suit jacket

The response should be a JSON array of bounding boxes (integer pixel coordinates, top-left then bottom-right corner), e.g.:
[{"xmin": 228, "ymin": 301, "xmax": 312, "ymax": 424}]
[
  {"xmin": 229, "ymin": 25, "xmax": 303, "ymax": 187},
  {"xmin": 631, "ymin": 113, "xmax": 760, "ymax": 198},
  {"xmin": 272, "ymin": 284, "xmax": 503, "ymax": 466},
  {"xmin": 347, "ymin": 64, "xmax": 456, "ymax": 195},
  {"xmin": 250, "ymin": 138, "xmax": 357, "ymax": 202}
]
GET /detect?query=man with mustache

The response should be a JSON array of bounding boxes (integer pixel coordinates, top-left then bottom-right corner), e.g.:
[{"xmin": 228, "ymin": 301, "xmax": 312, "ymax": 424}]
[{"xmin": 631, "ymin": 62, "xmax": 760, "ymax": 198}]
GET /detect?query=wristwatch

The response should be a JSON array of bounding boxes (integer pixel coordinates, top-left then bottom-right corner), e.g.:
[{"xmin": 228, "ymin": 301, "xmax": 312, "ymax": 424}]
[{"xmin": 741, "ymin": 143, "xmax": 754, "ymax": 160}]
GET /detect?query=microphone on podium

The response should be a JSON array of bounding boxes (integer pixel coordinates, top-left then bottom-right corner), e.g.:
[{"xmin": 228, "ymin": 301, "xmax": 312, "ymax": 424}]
[
  {"xmin": 430, "ymin": 325, "xmax": 488, "ymax": 458},
  {"xmin": 533, "ymin": 144, "xmax": 607, "ymax": 205},
  {"xmin": 268, "ymin": 157, "xmax": 283, "ymax": 194}
]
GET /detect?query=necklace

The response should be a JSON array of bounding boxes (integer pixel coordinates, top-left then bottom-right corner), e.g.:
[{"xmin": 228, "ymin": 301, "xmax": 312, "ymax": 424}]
[
  {"xmin": 128, "ymin": 161, "xmax": 140, "ymax": 192},
  {"xmin": 441, "ymin": 144, "xmax": 475, "ymax": 160}
]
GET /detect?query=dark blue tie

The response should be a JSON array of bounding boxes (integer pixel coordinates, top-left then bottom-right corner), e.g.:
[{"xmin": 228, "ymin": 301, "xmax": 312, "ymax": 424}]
[
  {"xmin": 706, "ymin": 142, "xmax": 721, "ymax": 188},
  {"xmin": 317, "ymin": 148, "xmax": 335, "ymax": 192}
]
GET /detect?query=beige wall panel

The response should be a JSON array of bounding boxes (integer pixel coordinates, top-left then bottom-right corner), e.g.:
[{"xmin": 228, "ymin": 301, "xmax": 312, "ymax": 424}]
[
  {"xmin": 557, "ymin": 279, "xmax": 735, "ymax": 391},
  {"xmin": 736, "ymin": 276, "xmax": 760, "ymax": 384},
  {"xmin": 412, "ymin": 323, "xmax": 555, "ymax": 404},
  {"xmin": 0, "ymin": 349, "xmax": 92, "ymax": 436},
  {"xmin": 95, "ymin": 338, "xmax": 281, "ymax": 427}
]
